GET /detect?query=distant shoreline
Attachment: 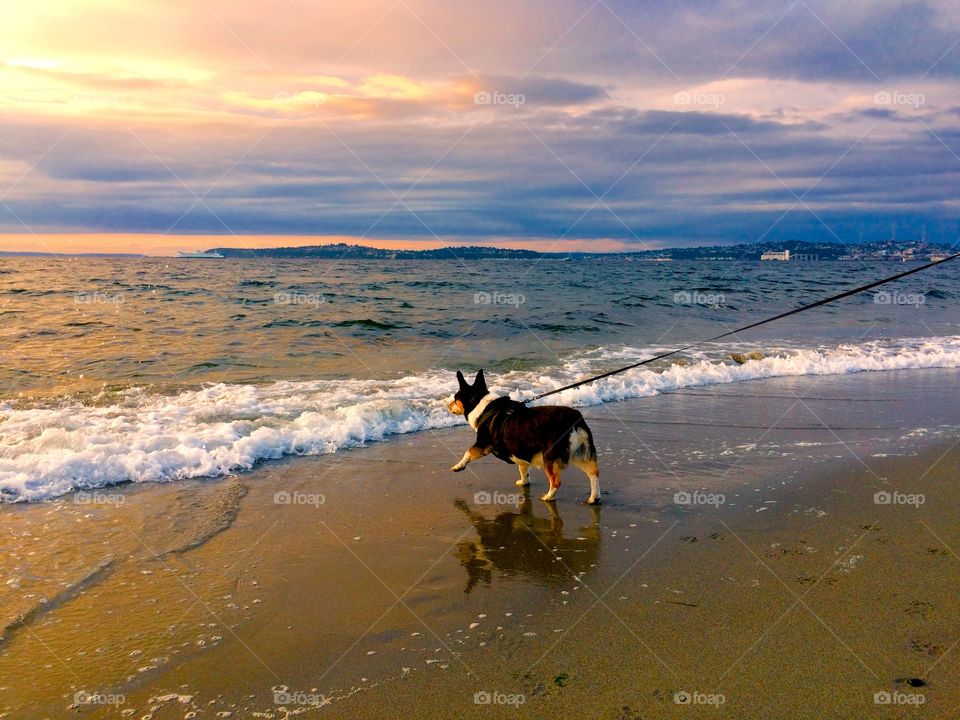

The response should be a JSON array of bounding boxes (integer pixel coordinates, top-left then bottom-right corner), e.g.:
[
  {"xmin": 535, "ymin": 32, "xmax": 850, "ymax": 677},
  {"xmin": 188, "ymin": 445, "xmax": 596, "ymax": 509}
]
[{"xmin": 0, "ymin": 238, "xmax": 950, "ymax": 261}]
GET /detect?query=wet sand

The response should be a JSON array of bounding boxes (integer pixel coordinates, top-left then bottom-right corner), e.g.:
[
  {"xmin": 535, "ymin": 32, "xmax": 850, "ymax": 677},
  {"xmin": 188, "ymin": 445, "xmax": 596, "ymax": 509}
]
[{"xmin": 2, "ymin": 368, "xmax": 960, "ymax": 719}]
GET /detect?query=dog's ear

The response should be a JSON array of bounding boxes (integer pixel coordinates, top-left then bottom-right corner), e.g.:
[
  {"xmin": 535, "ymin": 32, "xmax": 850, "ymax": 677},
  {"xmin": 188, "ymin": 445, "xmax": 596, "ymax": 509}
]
[
  {"xmin": 456, "ymin": 370, "xmax": 468, "ymax": 389},
  {"xmin": 474, "ymin": 369, "xmax": 486, "ymax": 391}
]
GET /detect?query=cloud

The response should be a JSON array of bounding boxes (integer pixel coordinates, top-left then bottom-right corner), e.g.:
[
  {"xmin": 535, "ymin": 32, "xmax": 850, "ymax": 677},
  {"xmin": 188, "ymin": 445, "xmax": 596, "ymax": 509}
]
[{"xmin": 0, "ymin": 0, "xmax": 958, "ymax": 249}]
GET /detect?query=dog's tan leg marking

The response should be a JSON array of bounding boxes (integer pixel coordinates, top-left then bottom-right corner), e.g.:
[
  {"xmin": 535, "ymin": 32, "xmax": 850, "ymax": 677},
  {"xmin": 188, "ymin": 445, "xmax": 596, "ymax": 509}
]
[
  {"xmin": 451, "ymin": 446, "xmax": 485, "ymax": 472},
  {"xmin": 515, "ymin": 461, "xmax": 530, "ymax": 487},
  {"xmin": 573, "ymin": 456, "xmax": 601, "ymax": 504},
  {"xmin": 540, "ymin": 461, "xmax": 562, "ymax": 502}
]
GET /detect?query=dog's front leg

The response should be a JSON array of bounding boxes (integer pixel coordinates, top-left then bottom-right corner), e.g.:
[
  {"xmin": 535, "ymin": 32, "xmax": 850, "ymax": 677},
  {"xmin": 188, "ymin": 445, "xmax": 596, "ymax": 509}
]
[{"xmin": 451, "ymin": 445, "xmax": 486, "ymax": 472}]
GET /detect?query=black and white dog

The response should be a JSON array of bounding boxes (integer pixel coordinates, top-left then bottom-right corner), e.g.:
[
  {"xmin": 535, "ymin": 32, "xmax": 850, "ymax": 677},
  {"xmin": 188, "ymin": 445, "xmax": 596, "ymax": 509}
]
[{"xmin": 447, "ymin": 370, "xmax": 601, "ymax": 504}]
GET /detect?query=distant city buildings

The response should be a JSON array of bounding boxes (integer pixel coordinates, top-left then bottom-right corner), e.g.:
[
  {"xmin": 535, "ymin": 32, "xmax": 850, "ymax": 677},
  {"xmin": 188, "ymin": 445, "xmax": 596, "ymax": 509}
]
[{"xmin": 837, "ymin": 239, "xmax": 950, "ymax": 262}]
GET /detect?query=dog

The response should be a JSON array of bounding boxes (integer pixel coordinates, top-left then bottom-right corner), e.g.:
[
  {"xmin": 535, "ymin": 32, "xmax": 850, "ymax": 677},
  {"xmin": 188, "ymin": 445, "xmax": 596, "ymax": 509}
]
[{"xmin": 447, "ymin": 369, "xmax": 601, "ymax": 504}]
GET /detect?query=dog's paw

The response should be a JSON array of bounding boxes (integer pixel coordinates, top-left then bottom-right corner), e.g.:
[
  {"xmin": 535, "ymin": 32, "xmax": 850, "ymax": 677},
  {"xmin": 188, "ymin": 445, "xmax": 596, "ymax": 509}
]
[
  {"xmin": 450, "ymin": 465, "xmax": 465, "ymax": 472},
  {"xmin": 585, "ymin": 497, "xmax": 601, "ymax": 505},
  {"xmin": 540, "ymin": 493, "xmax": 557, "ymax": 502}
]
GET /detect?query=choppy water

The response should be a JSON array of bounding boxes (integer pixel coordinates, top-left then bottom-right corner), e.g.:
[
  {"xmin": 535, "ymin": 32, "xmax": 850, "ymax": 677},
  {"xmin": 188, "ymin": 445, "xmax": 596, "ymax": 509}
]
[{"xmin": 2, "ymin": 255, "xmax": 958, "ymax": 501}]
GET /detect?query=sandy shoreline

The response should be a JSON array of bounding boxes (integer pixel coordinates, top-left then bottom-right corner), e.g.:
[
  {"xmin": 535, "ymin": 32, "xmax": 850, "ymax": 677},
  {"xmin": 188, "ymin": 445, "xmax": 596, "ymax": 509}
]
[{"xmin": 2, "ymin": 368, "xmax": 960, "ymax": 718}]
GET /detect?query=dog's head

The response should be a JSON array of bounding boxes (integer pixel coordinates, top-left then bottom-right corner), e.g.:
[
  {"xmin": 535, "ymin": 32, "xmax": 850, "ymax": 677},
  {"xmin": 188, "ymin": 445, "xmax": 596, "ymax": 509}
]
[{"xmin": 448, "ymin": 369, "xmax": 488, "ymax": 416}]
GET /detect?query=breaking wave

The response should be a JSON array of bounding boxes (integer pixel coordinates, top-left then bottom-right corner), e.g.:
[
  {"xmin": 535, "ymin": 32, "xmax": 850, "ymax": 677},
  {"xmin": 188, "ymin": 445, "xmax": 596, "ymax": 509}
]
[{"xmin": 3, "ymin": 335, "xmax": 960, "ymax": 502}]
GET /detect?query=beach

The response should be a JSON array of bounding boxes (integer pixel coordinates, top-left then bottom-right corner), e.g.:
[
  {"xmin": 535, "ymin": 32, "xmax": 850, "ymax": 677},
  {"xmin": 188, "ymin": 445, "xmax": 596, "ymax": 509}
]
[
  {"xmin": 3, "ymin": 368, "xmax": 959, "ymax": 719},
  {"xmin": 5, "ymin": 0, "xmax": 960, "ymax": 715}
]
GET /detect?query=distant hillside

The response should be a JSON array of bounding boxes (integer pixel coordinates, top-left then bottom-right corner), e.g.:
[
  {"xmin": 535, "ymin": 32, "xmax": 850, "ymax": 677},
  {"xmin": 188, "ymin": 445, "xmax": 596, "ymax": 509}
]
[
  {"xmin": 207, "ymin": 243, "xmax": 543, "ymax": 259},
  {"xmin": 207, "ymin": 239, "xmax": 952, "ymax": 261}
]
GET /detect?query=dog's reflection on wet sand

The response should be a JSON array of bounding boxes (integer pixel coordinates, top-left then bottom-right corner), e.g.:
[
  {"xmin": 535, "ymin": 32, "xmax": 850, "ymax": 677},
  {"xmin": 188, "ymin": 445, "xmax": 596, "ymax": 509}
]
[{"xmin": 454, "ymin": 489, "xmax": 601, "ymax": 593}]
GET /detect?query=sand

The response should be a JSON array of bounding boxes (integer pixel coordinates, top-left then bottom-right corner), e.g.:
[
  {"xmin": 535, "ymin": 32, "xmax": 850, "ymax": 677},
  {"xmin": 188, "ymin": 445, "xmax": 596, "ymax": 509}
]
[{"xmin": 2, "ymin": 368, "xmax": 960, "ymax": 719}]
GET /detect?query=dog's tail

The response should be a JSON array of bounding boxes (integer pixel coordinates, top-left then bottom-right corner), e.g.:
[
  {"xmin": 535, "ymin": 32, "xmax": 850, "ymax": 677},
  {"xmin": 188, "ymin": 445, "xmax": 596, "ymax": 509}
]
[{"xmin": 569, "ymin": 420, "xmax": 597, "ymax": 462}]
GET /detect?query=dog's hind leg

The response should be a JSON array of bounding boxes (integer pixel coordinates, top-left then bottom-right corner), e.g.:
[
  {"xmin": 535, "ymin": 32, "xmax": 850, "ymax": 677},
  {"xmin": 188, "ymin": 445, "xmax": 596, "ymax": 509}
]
[
  {"xmin": 573, "ymin": 456, "xmax": 600, "ymax": 505},
  {"xmin": 541, "ymin": 461, "xmax": 562, "ymax": 502},
  {"xmin": 573, "ymin": 457, "xmax": 600, "ymax": 505},
  {"xmin": 569, "ymin": 425, "xmax": 600, "ymax": 504},
  {"xmin": 515, "ymin": 461, "xmax": 530, "ymax": 487}
]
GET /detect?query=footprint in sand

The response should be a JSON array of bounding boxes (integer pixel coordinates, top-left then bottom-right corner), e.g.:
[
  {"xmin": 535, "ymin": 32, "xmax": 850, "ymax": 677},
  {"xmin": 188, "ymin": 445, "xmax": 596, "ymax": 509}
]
[
  {"xmin": 905, "ymin": 600, "xmax": 934, "ymax": 616},
  {"xmin": 909, "ymin": 639, "xmax": 943, "ymax": 657},
  {"xmin": 614, "ymin": 705, "xmax": 643, "ymax": 720}
]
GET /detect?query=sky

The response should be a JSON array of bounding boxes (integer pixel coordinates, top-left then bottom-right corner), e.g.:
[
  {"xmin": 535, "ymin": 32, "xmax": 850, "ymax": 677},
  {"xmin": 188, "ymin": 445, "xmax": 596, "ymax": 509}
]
[{"xmin": 0, "ymin": 0, "xmax": 958, "ymax": 255}]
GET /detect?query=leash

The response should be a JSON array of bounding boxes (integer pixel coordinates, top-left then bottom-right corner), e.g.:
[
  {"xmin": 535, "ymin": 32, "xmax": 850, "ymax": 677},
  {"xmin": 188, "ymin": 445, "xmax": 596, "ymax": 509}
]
[{"xmin": 524, "ymin": 251, "xmax": 960, "ymax": 404}]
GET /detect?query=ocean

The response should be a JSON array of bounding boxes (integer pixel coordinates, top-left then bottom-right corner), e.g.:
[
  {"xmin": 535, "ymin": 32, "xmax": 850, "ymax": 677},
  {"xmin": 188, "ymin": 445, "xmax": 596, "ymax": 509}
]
[{"xmin": 2, "ymin": 255, "xmax": 958, "ymax": 502}]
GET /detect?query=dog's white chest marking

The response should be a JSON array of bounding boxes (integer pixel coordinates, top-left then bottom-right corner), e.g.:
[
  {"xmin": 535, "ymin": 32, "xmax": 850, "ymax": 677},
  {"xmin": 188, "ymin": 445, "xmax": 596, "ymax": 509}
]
[{"xmin": 466, "ymin": 393, "xmax": 499, "ymax": 430}]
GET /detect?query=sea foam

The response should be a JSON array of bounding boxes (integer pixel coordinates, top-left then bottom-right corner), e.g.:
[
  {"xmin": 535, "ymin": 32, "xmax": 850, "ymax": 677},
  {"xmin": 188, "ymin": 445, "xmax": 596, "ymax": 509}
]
[{"xmin": 2, "ymin": 335, "xmax": 959, "ymax": 501}]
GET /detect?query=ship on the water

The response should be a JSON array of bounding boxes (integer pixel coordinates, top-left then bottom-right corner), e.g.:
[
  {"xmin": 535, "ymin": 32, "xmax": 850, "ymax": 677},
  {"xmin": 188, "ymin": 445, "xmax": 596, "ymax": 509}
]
[{"xmin": 175, "ymin": 250, "xmax": 224, "ymax": 258}]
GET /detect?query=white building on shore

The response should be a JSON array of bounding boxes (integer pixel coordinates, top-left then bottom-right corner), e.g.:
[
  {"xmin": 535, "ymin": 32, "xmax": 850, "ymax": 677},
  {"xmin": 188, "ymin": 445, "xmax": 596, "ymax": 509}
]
[{"xmin": 760, "ymin": 249, "xmax": 791, "ymax": 261}]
